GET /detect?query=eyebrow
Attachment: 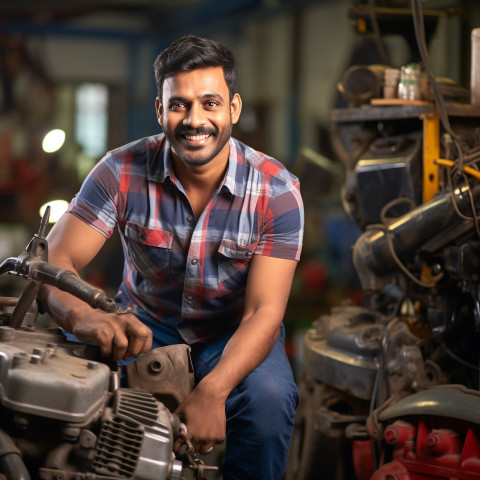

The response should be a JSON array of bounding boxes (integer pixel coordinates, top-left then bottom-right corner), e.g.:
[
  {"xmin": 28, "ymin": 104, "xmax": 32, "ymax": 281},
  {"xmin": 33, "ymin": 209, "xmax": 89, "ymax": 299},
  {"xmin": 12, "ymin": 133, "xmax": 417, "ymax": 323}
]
[{"xmin": 167, "ymin": 93, "xmax": 225, "ymax": 104}]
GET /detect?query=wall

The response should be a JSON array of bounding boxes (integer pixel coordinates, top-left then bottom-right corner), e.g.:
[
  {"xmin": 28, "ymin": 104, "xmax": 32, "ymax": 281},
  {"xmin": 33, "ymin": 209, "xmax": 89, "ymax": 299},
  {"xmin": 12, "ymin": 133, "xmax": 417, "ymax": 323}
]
[{"xmin": 19, "ymin": 1, "xmax": 469, "ymax": 165}]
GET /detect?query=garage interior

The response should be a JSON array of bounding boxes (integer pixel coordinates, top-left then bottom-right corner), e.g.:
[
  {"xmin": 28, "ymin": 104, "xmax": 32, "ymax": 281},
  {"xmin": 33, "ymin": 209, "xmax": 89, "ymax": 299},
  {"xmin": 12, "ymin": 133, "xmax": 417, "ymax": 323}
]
[{"xmin": 1, "ymin": 0, "xmax": 480, "ymax": 479}]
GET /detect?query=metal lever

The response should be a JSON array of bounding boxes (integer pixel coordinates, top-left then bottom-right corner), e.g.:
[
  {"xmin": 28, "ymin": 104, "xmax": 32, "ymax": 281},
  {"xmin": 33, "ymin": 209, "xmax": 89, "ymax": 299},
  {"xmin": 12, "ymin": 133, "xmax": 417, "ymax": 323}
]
[{"xmin": 5, "ymin": 207, "xmax": 116, "ymax": 328}]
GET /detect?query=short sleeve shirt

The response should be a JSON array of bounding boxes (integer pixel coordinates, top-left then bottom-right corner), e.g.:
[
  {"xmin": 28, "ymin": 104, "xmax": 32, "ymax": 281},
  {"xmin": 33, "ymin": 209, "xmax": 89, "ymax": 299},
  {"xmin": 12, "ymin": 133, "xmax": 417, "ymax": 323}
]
[{"xmin": 68, "ymin": 134, "xmax": 304, "ymax": 343}]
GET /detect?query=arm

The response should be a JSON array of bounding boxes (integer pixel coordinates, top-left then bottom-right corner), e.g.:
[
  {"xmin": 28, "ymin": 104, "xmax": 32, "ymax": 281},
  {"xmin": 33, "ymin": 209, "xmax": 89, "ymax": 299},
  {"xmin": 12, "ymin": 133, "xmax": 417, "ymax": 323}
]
[
  {"xmin": 38, "ymin": 213, "xmax": 152, "ymax": 360},
  {"xmin": 174, "ymin": 254, "xmax": 297, "ymax": 453}
]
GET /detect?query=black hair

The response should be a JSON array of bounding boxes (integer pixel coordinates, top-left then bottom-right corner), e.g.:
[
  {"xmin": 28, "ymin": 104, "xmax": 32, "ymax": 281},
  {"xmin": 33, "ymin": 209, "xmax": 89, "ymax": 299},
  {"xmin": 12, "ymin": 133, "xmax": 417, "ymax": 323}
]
[{"xmin": 153, "ymin": 34, "xmax": 237, "ymax": 102}]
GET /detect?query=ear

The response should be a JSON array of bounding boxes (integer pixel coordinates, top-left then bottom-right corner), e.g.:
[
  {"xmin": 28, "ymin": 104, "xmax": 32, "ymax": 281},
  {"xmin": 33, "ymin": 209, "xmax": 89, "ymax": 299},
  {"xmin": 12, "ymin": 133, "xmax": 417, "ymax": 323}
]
[
  {"xmin": 230, "ymin": 93, "xmax": 242, "ymax": 125},
  {"xmin": 155, "ymin": 97, "xmax": 164, "ymax": 127}
]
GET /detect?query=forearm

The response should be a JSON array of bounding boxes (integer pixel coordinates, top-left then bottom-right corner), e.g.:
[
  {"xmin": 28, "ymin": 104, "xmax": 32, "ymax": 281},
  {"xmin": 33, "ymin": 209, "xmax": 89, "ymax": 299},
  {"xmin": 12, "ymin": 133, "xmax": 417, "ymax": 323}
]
[
  {"xmin": 197, "ymin": 308, "xmax": 282, "ymax": 401},
  {"xmin": 39, "ymin": 283, "xmax": 152, "ymax": 360},
  {"xmin": 38, "ymin": 284, "xmax": 97, "ymax": 332}
]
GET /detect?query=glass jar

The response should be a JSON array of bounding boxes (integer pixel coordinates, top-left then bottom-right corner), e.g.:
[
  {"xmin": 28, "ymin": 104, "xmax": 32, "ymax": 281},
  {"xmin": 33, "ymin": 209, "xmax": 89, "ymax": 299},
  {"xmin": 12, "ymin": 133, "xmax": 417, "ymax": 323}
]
[{"xmin": 398, "ymin": 63, "xmax": 421, "ymax": 101}]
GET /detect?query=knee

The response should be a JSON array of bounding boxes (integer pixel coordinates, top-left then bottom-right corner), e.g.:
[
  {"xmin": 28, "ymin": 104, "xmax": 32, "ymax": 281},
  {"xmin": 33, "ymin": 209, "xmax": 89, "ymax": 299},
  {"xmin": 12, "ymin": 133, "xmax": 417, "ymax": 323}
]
[
  {"xmin": 228, "ymin": 373, "xmax": 299, "ymax": 435},
  {"xmin": 255, "ymin": 375, "xmax": 299, "ymax": 411}
]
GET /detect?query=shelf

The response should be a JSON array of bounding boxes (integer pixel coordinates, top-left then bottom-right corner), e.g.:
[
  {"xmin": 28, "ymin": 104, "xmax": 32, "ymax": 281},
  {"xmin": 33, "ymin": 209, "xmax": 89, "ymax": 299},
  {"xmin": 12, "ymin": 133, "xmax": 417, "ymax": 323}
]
[{"xmin": 331, "ymin": 101, "xmax": 480, "ymax": 123}]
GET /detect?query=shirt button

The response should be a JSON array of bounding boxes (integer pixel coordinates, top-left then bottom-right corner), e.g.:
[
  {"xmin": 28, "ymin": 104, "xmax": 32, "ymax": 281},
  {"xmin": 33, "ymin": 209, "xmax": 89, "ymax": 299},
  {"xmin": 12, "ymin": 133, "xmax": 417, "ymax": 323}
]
[
  {"xmin": 140, "ymin": 232, "xmax": 147, "ymax": 241},
  {"xmin": 245, "ymin": 251, "xmax": 253, "ymax": 258},
  {"xmin": 191, "ymin": 258, "xmax": 198, "ymax": 265},
  {"xmin": 186, "ymin": 295, "xmax": 193, "ymax": 301},
  {"xmin": 187, "ymin": 215, "xmax": 194, "ymax": 222}
]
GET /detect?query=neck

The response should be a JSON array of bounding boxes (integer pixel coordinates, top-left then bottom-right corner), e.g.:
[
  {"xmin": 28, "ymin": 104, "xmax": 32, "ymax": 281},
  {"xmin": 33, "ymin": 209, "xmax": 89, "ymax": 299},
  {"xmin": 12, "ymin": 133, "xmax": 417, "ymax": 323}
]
[{"xmin": 172, "ymin": 143, "xmax": 230, "ymax": 218}]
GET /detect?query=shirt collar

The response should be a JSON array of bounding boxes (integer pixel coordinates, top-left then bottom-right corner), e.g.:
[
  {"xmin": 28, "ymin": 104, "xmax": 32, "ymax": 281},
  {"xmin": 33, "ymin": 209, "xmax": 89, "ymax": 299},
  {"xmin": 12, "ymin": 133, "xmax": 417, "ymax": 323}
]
[
  {"xmin": 222, "ymin": 138, "xmax": 238, "ymax": 196},
  {"xmin": 156, "ymin": 135, "xmax": 239, "ymax": 195},
  {"xmin": 160, "ymin": 137, "xmax": 175, "ymax": 182},
  {"xmin": 145, "ymin": 134, "xmax": 173, "ymax": 184}
]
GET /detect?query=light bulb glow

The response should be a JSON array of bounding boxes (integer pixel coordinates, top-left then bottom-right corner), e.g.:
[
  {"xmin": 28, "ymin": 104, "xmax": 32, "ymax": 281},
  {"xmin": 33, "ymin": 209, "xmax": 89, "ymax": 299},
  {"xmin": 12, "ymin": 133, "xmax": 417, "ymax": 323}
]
[
  {"xmin": 42, "ymin": 129, "xmax": 66, "ymax": 153},
  {"xmin": 39, "ymin": 200, "xmax": 69, "ymax": 223}
]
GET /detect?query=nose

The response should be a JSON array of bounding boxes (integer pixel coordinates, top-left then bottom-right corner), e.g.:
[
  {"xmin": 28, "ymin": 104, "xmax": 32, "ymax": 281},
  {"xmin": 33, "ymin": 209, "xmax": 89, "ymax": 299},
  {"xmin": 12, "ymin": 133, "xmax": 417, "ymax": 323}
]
[{"xmin": 184, "ymin": 103, "xmax": 206, "ymax": 128}]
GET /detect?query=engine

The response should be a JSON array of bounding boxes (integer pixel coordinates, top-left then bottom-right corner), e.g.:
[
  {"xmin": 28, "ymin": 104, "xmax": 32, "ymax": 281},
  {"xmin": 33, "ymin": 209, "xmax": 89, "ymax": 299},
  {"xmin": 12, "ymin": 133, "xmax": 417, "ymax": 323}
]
[
  {"xmin": 285, "ymin": 2, "xmax": 480, "ymax": 479},
  {"xmin": 0, "ymin": 321, "xmax": 183, "ymax": 480},
  {"xmin": 0, "ymin": 209, "xmax": 214, "ymax": 480}
]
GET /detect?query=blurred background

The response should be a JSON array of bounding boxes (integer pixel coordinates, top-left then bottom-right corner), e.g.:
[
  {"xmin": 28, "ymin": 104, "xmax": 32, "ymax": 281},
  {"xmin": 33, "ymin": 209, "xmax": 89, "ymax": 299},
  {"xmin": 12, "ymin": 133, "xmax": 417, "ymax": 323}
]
[{"xmin": 0, "ymin": 0, "xmax": 479, "ymax": 376}]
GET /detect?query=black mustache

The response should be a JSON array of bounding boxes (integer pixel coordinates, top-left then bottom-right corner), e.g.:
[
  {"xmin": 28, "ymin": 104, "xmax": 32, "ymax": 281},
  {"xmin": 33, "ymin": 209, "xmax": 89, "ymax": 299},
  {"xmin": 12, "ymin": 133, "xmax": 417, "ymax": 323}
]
[{"xmin": 175, "ymin": 126, "xmax": 217, "ymax": 136}]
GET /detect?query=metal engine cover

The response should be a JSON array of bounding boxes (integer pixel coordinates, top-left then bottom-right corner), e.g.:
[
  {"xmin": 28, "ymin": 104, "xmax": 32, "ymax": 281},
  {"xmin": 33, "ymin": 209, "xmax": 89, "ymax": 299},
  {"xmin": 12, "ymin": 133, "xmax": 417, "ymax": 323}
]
[
  {"xmin": 355, "ymin": 133, "xmax": 422, "ymax": 227},
  {"xmin": 303, "ymin": 305, "xmax": 382, "ymax": 400},
  {"xmin": 0, "ymin": 326, "xmax": 110, "ymax": 422}
]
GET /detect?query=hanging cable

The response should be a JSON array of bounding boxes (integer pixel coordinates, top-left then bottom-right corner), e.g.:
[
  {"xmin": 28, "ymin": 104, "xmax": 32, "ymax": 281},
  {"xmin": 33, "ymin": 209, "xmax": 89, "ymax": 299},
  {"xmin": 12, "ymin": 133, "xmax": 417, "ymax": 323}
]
[
  {"xmin": 411, "ymin": 0, "xmax": 480, "ymax": 236},
  {"xmin": 367, "ymin": 0, "xmax": 392, "ymax": 66}
]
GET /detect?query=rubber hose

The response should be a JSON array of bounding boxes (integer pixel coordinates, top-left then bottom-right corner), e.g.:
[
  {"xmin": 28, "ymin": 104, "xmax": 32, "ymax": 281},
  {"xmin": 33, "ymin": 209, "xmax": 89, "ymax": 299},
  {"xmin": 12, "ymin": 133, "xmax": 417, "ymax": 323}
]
[{"xmin": 0, "ymin": 429, "xmax": 30, "ymax": 480}]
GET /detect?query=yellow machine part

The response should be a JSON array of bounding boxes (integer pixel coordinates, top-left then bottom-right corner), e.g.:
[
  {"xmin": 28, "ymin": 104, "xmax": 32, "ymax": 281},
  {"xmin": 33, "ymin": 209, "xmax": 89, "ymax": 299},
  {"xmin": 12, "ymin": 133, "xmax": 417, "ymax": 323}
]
[{"xmin": 422, "ymin": 112, "xmax": 440, "ymax": 202}]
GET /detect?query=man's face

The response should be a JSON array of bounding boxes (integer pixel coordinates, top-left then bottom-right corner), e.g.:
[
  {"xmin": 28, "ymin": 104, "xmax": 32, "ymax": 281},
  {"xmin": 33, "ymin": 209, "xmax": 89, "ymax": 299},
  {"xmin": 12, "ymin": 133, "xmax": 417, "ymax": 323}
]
[{"xmin": 156, "ymin": 66, "xmax": 241, "ymax": 167}]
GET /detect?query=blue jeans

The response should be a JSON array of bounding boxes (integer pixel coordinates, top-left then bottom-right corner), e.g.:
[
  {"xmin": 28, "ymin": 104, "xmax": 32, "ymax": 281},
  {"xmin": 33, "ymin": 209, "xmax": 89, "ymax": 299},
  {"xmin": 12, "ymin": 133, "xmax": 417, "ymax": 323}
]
[{"xmin": 139, "ymin": 314, "xmax": 299, "ymax": 480}]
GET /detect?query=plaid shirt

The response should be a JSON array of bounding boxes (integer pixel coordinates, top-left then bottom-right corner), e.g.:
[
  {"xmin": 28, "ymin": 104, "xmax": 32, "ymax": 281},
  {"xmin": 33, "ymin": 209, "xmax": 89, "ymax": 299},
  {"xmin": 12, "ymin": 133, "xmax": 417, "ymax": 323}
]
[{"xmin": 68, "ymin": 134, "xmax": 304, "ymax": 343}]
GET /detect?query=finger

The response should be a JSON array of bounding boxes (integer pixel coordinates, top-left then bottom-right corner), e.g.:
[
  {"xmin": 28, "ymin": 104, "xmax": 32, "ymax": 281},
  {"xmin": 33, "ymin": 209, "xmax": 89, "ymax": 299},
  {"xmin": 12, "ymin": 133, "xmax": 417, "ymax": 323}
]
[
  {"xmin": 124, "ymin": 323, "xmax": 152, "ymax": 359},
  {"xmin": 199, "ymin": 444, "xmax": 214, "ymax": 455},
  {"xmin": 112, "ymin": 333, "xmax": 129, "ymax": 360},
  {"xmin": 92, "ymin": 328, "xmax": 115, "ymax": 358},
  {"xmin": 173, "ymin": 437, "xmax": 185, "ymax": 452},
  {"xmin": 73, "ymin": 322, "xmax": 114, "ymax": 357}
]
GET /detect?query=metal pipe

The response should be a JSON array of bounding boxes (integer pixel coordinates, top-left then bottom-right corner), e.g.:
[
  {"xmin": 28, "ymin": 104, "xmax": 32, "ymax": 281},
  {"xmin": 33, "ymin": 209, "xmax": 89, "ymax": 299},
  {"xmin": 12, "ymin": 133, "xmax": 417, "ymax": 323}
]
[
  {"xmin": 0, "ymin": 429, "xmax": 30, "ymax": 480},
  {"xmin": 353, "ymin": 184, "xmax": 480, "ymax": 293}
]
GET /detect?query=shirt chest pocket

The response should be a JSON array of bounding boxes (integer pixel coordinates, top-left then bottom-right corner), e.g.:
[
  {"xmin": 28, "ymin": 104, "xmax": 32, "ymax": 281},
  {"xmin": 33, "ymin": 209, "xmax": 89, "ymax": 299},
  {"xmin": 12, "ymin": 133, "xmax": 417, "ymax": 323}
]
[
  {"xmin": 217, "ymin": 238, "xmax": 257, "ymax": 293},
  {"xmin": 124, "ymin": 221, "xmax": 173, "ymax": 278}
]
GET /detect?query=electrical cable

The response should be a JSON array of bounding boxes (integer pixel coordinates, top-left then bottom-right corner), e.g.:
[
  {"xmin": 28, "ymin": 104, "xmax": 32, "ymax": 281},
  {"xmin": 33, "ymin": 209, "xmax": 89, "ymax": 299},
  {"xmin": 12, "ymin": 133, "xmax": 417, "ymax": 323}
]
[
  {"xmin": 441, "ymin": 343, "xmax": 479, "ymax": 371},
  {"xmin": 384, "ymin": 228, "xmax": 443, "ymax": 288},
  {"xmin": 411, "ymin": 0, "xmax": 480, "ymax": 237},
  {"xmin": 367, "ymin": 0, "xmax": 392, "ymax": 66}
]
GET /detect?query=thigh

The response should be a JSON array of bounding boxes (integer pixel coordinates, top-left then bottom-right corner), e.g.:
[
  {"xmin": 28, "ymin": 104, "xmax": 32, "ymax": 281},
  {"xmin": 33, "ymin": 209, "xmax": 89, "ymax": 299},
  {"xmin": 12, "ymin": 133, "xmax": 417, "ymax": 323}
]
[
  {"xmin": 191, "ymin": 324, "xmax": 298, "ymax": 404},
  {"xmin": 226, "ymin": 326, "xmax": 299, "ymax": 418},
  {"xmin": 134, "ymin": 310, "xmax": 185, "ymax": 348}
]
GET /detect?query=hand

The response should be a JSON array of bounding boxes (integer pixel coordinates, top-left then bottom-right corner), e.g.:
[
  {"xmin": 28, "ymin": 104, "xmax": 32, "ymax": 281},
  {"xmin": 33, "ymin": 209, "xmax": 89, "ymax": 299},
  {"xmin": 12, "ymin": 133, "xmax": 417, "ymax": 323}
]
[
  {"xmin": 70, "ymin": 310, "xmax": 152, "ymax": 360},
  {"xmin": 174, "ymin": 382, "xmax": 226, "ymax": 455}
]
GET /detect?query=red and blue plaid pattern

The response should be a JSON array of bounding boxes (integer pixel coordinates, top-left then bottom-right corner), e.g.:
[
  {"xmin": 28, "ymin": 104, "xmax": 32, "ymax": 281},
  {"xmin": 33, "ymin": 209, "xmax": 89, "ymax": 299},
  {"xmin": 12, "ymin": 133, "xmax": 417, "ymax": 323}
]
[{"xmin": 68, "ymin": 135, "xmax": 304, "ymax": 343}]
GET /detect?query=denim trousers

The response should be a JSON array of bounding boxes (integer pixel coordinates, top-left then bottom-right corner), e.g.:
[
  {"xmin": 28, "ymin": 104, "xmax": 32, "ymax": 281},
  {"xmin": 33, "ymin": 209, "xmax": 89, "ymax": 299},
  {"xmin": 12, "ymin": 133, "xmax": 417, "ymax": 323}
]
[{"xmin": 139, "ymin": 314, "xmax": 300, "ymax": 480}]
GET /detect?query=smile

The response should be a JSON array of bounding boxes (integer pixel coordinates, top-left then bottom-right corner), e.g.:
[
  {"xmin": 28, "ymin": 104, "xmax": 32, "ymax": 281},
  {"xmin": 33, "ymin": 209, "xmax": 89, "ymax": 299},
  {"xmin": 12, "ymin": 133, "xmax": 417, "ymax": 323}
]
[{"xmin": 184, "ymin": 134, "xmax": 211, "ymax": 142}]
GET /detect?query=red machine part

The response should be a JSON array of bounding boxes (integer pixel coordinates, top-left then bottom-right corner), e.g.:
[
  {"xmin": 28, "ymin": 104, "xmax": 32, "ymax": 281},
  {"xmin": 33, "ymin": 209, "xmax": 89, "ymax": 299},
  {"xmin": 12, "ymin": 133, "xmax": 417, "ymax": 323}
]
[
  {"xmin": 353, "ymin": 440, "xmax": 375, "ymax": 480},
  {"xmin": 371, "ymin": 417, "xmax": 480, "ymax": 479}
]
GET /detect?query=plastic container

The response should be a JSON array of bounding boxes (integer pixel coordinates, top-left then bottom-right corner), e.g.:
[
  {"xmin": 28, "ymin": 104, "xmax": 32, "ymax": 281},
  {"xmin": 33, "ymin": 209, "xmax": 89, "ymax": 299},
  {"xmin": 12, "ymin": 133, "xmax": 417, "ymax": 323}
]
[{"xmin": 471, "ymin": 28, "xmax": 480, "ymax": 105}]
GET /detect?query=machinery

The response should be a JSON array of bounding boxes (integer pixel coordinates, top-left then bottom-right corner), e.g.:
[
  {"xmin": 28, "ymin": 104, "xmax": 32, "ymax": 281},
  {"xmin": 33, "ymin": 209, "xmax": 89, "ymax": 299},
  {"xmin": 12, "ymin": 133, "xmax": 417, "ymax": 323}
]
[
  {"xmin": 286, "ymin": 1, "xmax": 480, "ymax": 479},
  {"xmin": 0, "ymin": 209, "xmax": 218, "ymax": 480}
]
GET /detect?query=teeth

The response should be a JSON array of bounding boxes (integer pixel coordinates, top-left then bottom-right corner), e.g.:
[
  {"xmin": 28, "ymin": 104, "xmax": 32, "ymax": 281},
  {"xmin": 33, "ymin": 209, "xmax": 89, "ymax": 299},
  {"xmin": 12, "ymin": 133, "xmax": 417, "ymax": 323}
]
[{"xmin": 185, "ymin": 134, "xmax": 210, "ymax": 141}]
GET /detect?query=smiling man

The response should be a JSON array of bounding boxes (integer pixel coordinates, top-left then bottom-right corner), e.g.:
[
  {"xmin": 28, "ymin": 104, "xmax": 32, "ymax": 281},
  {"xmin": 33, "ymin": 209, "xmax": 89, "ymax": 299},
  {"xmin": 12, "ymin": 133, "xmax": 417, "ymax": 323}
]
[{"xmin": 39, "ymin": 35, "xmax": 304, "ymax": 480}]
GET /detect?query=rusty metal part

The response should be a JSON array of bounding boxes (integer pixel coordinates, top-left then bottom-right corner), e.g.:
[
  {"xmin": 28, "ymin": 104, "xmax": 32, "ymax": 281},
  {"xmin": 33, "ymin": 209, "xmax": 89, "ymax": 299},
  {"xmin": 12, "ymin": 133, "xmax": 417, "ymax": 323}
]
[
  {"xmin": 178, "ymin": 423, "xmax": 218, "ymax": 480},
  {"xmin": 2, "ymin": 206, "xmax": 117, "ymax": 329},
  {"xmin": 126, "ymin": 344, "xmax": 195, "ymax": 411},
  {"xmin": 0, "ymin": 298, "xmax": 20, "ymax": 307},
  {"xmin": 115, "ymin": 306, "xmax": 132, "ymax": 315}
]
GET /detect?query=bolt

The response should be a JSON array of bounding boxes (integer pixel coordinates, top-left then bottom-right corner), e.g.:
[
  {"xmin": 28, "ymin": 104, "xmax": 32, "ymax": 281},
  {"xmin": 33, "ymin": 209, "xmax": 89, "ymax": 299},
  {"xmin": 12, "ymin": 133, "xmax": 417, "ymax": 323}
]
[
  {"xmin": 79, "ymin": 429, "xmax": 97, "ymax": 449},
  {"xmin": 62, "ymin": 426, "xmax": 81, "ymax": 442},
  {"xmin": 384, "ymin": 427, "xmax": 398, "ymax": 444},
  {"xmin": 12, "ymin": 353, "xmax": 28, "ymax": 368},
  {"xmin": 148, "ymin": 360, "xmax": 162, "ymax": 375},
  {"xmin": 0, "ymin": 327, "xmax": 15, "ymax": 342},
  {"xmin": 29, "ymin": 355, "xmax": 41, "ymax": 364}
]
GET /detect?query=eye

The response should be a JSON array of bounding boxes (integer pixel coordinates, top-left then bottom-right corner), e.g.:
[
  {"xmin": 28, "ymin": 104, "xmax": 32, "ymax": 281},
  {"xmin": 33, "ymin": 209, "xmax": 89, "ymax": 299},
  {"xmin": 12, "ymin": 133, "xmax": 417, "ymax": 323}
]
[
  {"xmin": 169, "ymin": 102, "xmax": 186, "ymax": 110},
  {"xmin": 205, "ymin": 101, "xmax": 219, "ymax": 109}
]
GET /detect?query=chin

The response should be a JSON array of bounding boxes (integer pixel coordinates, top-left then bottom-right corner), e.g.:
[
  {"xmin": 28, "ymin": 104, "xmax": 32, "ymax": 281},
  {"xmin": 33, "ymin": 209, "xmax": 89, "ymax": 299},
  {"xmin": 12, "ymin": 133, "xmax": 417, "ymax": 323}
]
[
  {"xmin": 181, "ymin": 155, "xmax": 214, "ymax": 167},
  {"xmin": 175, "ymin": 145, "xmax": 218, "ymax": 166}
]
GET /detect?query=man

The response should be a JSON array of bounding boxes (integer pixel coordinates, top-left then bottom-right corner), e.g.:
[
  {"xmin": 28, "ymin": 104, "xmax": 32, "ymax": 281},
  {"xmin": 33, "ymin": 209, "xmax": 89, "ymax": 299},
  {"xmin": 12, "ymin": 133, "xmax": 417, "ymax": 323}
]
[{"xmin": 39, "ymin": 34, "xmax": 304, "ymax": 480}]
